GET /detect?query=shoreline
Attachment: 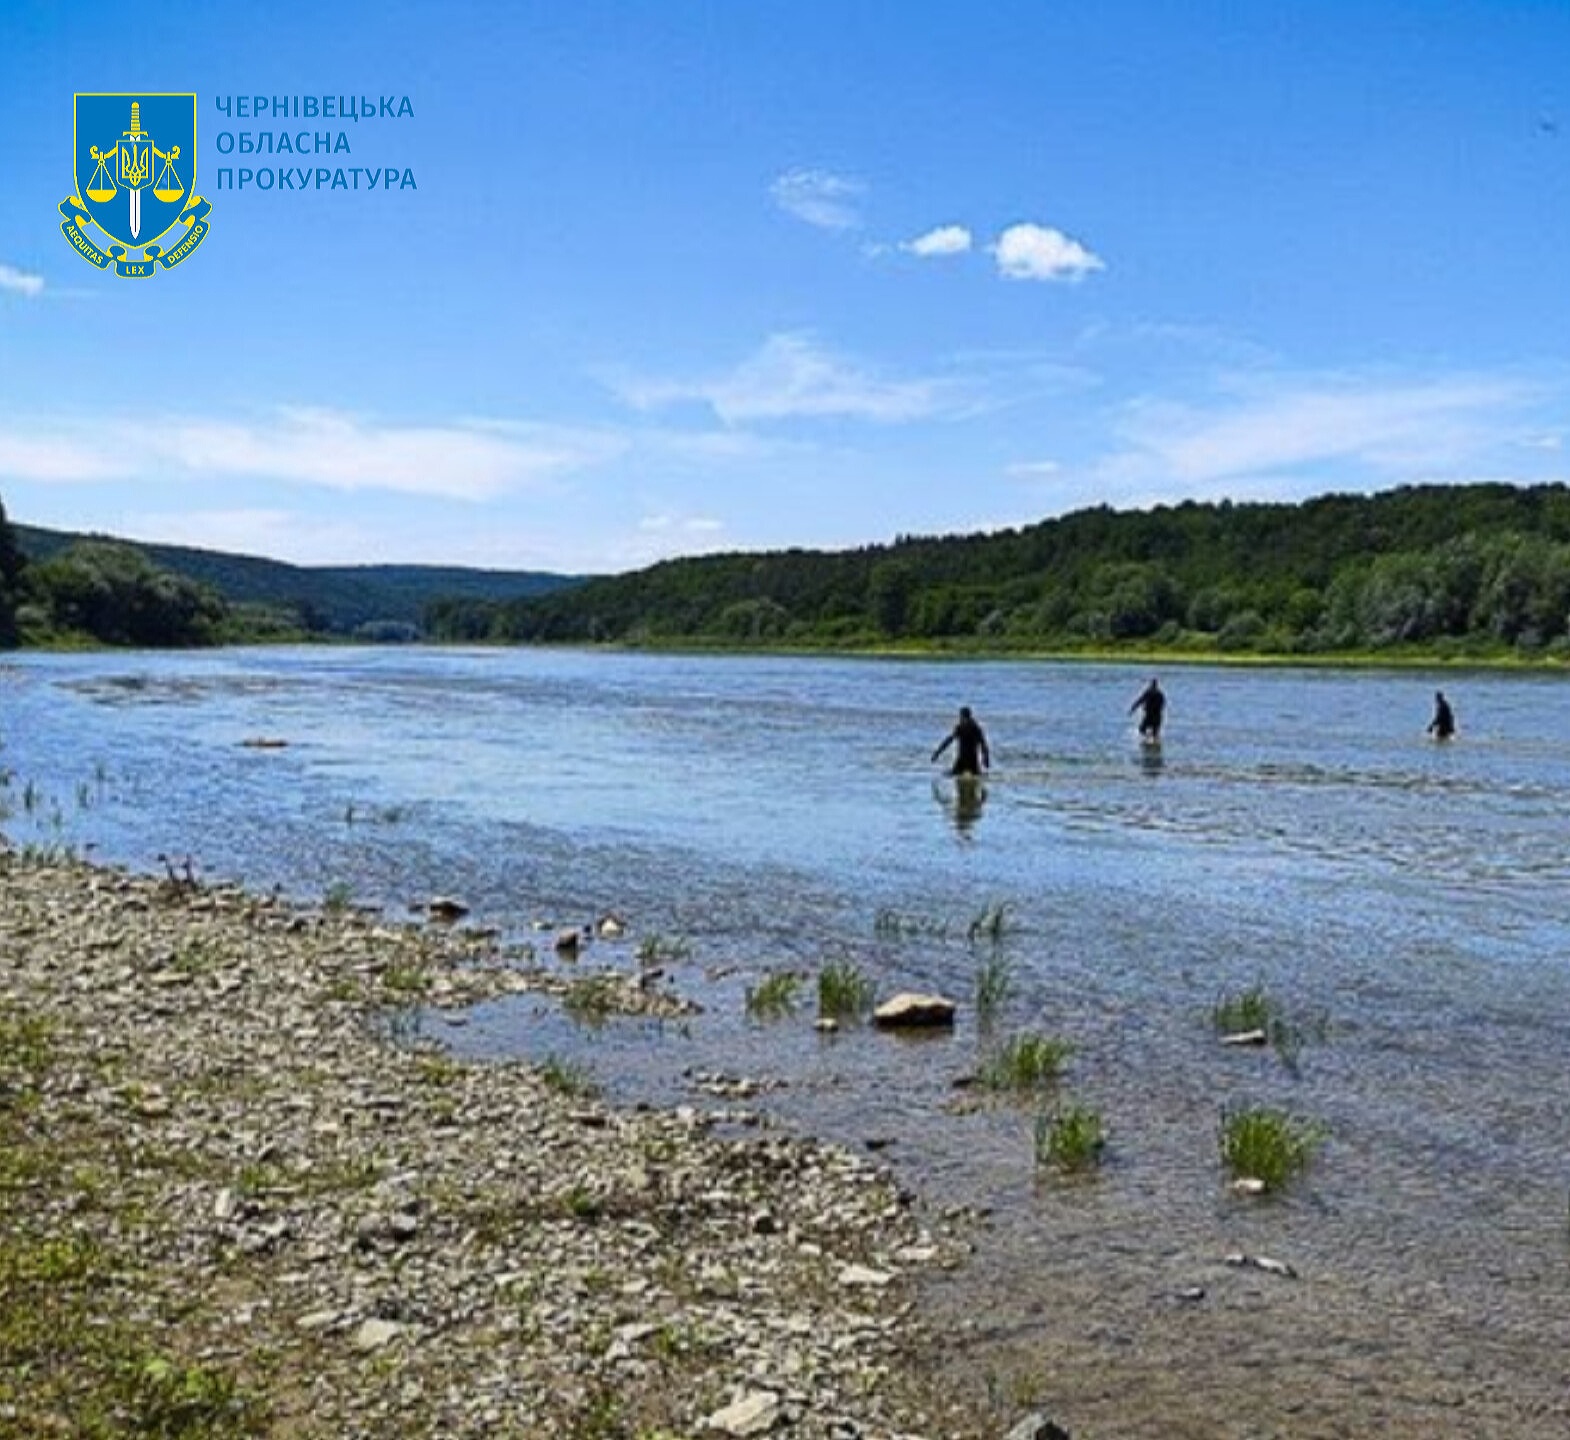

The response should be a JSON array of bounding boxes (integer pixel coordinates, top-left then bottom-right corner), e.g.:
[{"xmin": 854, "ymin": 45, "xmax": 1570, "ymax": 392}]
[
  {"xmin": 0, "ymin": 848, "xmax": 991, "ymax": 1440},
  {"xmin": 7, "ymin": 636, "xmax": 1570, "ymax": 674}
]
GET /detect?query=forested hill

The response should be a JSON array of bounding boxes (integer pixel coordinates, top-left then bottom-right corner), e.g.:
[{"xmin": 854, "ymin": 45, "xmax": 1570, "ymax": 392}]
[
  {"xmin": 426, "ymin": 484, "xmax": 1570, "ymax": 659},
  {"xmin": 13, "ymin": 524, "xmax": 578, "ymax": 636}
]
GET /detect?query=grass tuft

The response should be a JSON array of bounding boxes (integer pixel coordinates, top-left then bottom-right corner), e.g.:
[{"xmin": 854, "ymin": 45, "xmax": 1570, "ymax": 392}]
[
  {"xmin": 538, "ymin": 1053, "xmax": 599, "ymax": 1099},
  {"xmin": 974, "ymin": 950, "xmax": 1014, "ymax": 1025},
  {"xmin": 979, "ymin": 1032, "xmax": 1073, "ymax": 1091},
  {"xmin": 817, "ymin": 961, "xmax": 875, "ymax": 1020},
  {"xmin": 1219, "ymin": 1106, "xmax": 1327, "ymax": 1192},
  {"xmin": 1035, "ymin": 1103, "xmax": 1106, "ymax": 1174},
  {"xmin": 745, "ymin": 970, "xmax": 802, "ymax": 1019}
]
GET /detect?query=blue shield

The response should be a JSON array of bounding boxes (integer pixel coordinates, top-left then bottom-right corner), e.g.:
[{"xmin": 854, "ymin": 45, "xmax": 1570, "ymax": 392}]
[{"xmin": 74, "ymin": 93, "xmax": 196, "ymax": 248}]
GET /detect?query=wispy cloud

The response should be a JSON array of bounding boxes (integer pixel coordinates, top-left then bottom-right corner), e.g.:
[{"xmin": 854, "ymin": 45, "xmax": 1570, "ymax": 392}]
[
  {"xmin": 1087, "ymin": 370, "xmax": 1561, "ymax": 506},
  {"xmin": 1005, "ymin": 459, "xmax": 1062, "ymax": 479},
  {"xmin": 610, "ymin": 332, "xmax": 956, "ymax": 425},
  {"xmin": 992, "ymin": 223, "xmax": 1104, "ymax": 282},
  {"xmin": 770, "ymin": 168, "xmax": 865, "ymax": 231},
  {"xmin": 0, "ymin": 407, "xmax": 622, "ymax": 500},
  {"xmin": 0, "ymin": 264, "xmax": 45, "ymax": 298},
  {"xmin": 902, "ymin": 224, "xmax": 972, "ymax": 258}
]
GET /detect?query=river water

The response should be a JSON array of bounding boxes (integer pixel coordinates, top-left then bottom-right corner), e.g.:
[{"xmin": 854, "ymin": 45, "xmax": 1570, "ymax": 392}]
[{"xmin": 4, "ymin": 645, "xmax": 1569, "ymax": 1436}]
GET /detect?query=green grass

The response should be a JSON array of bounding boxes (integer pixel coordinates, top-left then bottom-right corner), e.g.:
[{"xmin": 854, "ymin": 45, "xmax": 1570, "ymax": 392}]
[
  {"xmin": 322, "ymin": 880, "xmax": 354, "ymax": 915},
  {"xmin": 636, "ymin": 933, "xmax": 691, "ymax": 964},
  {"xmin": 1035, "ymin": 1104, "xmax": 1106, "ymax": 1174},
  {"xmin": 1212, "ymin": 983, "xmax": 1277, "ymax": 1034},
  {"xmin": 1212, "ymin": 984, "xmax": 1330, "ymax": 1073},
  {"xmin": 979, "ymin": 1032, "xmax": 1073, "ymax": 1092},
  {"xmin": 562, "ymin": 973, "xmax": 622, "ymax": 1025},
  {"xmin": 744, "ymin": 970, "xmax": 802, "ymax": 1019},
  {"xmin": 817, "ymin": 961, "xmax": 875, "ymax": 1020},
  {"xmin": 1219, "ymin": 1106, "xmax": 1327, "ymax": 1192},
  {"xmin": 974, "ymin": 951, "xmax": 1014, "ymax": 1024},
  {"xmin": 967, "ymin": 900, "xmax": 1014, "ymax": 946},
  {"xmin": 538, "ymin": 1053, "xmax": 599, "ymax": 1098}
]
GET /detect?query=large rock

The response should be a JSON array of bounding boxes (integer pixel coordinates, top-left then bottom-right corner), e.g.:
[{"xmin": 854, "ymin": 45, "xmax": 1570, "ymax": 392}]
[
  {"xmin": 873, "ymin": 992, "xmax": 957, "ymax": 1028},
  {"xmin": 1004, "ymin": 1415, "xmax": 1072, "ymax": 1440}
]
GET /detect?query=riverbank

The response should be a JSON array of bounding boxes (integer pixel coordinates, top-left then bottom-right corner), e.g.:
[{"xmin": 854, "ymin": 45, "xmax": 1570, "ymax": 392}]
[{"xmin": 0, "ymin": 849, "xmax": 987, "ymax": 1440}]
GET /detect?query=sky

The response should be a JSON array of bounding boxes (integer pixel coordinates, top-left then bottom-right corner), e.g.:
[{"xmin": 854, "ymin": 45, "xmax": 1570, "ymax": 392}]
[{"xmin": 1, "ymin": 0, "xmax": 1567, "ymax": 574}]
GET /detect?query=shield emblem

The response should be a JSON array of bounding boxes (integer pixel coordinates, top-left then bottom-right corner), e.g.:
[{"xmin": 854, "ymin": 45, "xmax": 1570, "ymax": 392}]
[{"xmin": 74, "ymin": 93, "xmax": 195, "ymax": 248}]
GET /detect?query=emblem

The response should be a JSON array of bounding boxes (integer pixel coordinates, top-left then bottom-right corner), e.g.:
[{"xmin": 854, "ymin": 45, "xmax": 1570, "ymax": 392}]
[{"xmin": 61, "ymin": 93, "xmax": 213, "ymax": 277}]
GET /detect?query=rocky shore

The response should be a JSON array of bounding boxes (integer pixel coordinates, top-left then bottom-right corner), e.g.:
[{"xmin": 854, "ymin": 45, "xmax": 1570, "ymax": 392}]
[{"xmin": 0, "ymin": 851, "xmax": 988, "ymax": 1439}]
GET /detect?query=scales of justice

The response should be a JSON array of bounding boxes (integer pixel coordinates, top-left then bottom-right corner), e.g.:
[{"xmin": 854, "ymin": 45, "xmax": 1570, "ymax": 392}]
[{"xmin": 85, "ymin": 101, "xmax": 183, "ymax": 241}]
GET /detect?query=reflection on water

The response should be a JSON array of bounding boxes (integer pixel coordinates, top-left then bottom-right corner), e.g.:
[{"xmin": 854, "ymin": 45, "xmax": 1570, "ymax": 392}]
[
  {"xmin": 6, "ymin": 647, "xmax": 1570, "ymax": 1433},
  {"xmin": 932, "ymin": 775, "xmax": 988, "ymax": 838}
]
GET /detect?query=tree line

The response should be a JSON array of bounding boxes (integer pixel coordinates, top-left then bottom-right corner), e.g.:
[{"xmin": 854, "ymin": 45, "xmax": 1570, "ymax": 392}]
[
  {"xmin": 424, "ymin": 483, "xmax": 1570, "ymax": 660},
  {"xmin": 0, "ymin": 496, "xmax": 263, "ymax": 648}
]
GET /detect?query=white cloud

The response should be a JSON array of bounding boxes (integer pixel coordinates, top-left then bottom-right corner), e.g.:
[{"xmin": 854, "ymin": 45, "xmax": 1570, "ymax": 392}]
[
  {"xmin": 611, "ymin": 333, "xmax": 952, "ymax": 425},
  {"xmin": 1079, "ymin": 371, "xmax": 1564, "ymax": 509},
  {"xmin": 0, "ymin": 264, "xmax": 44, "ymax": 298},
  {"xmin": 0, "ymin": 408, "xmax": 622, "ymax": 500},
  {"xmin": 992, "ymin": 223, "xmax": 1104, "ymax": 282},
  {"xmin": 1005, "ymin": 459, "xmax": 1062, "ymax": 479},
  {"xmin": 902, "ymin": 225, "xmax": 972, "ymax": 258},
  {"xmin": 770, "ymin": 169, "xmax": 865, "ymax": 231}
]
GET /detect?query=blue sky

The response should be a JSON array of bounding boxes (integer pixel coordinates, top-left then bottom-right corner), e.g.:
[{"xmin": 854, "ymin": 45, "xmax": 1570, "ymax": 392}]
[{"xmin": 1, "ymin": 0, "xmax": 1567, "ymax": 572}]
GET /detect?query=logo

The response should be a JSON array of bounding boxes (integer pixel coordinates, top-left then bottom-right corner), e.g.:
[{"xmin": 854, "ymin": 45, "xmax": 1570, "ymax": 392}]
[{"xmin": 60, "ymin": 93, "xmax": 212, "ymax": 278}]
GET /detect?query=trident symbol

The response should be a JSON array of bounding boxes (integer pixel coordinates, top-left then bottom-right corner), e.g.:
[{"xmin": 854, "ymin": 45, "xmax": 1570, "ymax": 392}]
[{"xmin": 87, "ymin": 101, "xmax": 182, "ymax": 241}]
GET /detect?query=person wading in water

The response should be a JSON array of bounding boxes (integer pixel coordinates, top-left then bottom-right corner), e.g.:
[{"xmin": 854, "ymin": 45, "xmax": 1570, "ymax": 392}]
[
  {"xmin": 1130, "ymin": 678, "xmax": 1166, "ymax": 741},
  {"xmin": 1428, "ymin": 690, "xmax": 1456, "ymax": 740},
  {"xmin": 932, "ymin": 706, "xmax": 991, "ymax": 777}
]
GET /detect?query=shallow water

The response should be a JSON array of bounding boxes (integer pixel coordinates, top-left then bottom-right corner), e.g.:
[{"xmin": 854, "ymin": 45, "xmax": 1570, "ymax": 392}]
[{"xmin": 4, "ymin": 646, "xmax": 1570, "ymax": 1435}]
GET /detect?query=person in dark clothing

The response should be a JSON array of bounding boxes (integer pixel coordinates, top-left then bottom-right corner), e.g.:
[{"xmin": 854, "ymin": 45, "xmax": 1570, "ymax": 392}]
[
  {"xmin": 932, "ymin": 706, "xmax": 990, "ymax": 777},
  {"xmin": 1130, "ymin": 678, "xmax": 1166, "ymax": 740},
  {"xmin": 1428, "ymin": 690, "xmax": 1456, "ymax": 740}
]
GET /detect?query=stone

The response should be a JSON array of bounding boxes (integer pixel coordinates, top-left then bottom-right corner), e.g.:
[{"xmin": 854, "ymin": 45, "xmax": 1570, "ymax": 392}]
[
  {"xmin": 596, "ymin": 914, "xmax": 627, "ymax": 939},
  {"xmin": 872, "ymin": 992, "xmax": 957, "ymax": 1028},
  {"xmin": 427, "ymin": 897, "xmax": 469, "ymax": 922},
  {"xmin": 1003, "ymin": 1415, "xmax": 1073, "ymax": 1440},
  {"xmin": 351, "ymin": 1317, "xmax": 403, "ymax": 1351},
  {"xmin": 554, "ymin": 928, "xmax": 582, "ymax": 956},
  {"xmin": 838, "ymin": 1264, "xmax": 893, "ymax": 1288},
  {"xmin": 704, "ymin": 1390, "xmax": 782, "ymax": 1436},
  {"xmin": 1219, "ymin": 1029, "xmax": 1268, "ymax": 1047}
]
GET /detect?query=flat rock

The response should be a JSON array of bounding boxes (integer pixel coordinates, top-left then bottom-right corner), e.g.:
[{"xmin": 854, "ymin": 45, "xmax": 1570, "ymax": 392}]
[
  {"xmin": 873, "ymin": 992, "xmax": 957, "ymax": 1028},
  {"xmin": 704, "ymin": 1390, "xmax": 781, "ymax": 1436},
  {"xmin": 838, "ymin": 1263, "xmax": 893, "ymax": 1288},
  {"xmin": 351, "ymin": 1317, "xmax": 403, "ymax": 1351}
]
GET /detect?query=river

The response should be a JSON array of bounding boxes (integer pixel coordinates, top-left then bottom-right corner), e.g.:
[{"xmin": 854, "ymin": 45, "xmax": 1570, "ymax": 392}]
[{"xmin": 3, "ymin": 645, "xmax": 1569, "ymax": 1436}]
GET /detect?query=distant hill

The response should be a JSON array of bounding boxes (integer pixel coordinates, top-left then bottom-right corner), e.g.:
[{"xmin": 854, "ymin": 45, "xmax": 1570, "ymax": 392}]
[
  {"xmin": 12, "ymin": 524, "xmax": 580, "ymax": 635},
  {"xmin": 425, "ymin": 482, "xmax": 1570, "ymax": 659}
]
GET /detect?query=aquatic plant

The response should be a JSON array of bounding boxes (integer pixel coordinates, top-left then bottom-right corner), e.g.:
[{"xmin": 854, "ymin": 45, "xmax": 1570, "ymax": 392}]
[
  {"xmin": 967, "ymin": 899, "xmax": 1014, "ymax": 946},
  {"xmin": 1035, "ymin": 1103, "xmax": 1106, "ymax": 1174},
  {"xmin": 974, "ymin": 950, "xmax": 1014, "ymax": 1024},
  {"xmin": 745, "ymin": 971, "xmax": 802, "ymax": 1019},
  {"xmin": 979, "ymin": 1032, "xmax": 1073, "ymax": 1091},
  {"xmin": 322, "ymin": 881, "xmax": 354, "ymax": 915},
  {"xmin": 637, "ymin": 933, "xmax": 691, "ymax": 964},
  {"xmin": 538, "ymin": 1053, "xmax": 599, "ymax": 1099},
  {"xmin": 1212, "ymin": 983, "xmax": 1277, "ymax": 1034},
  {"xmin": 817, "ymin": 961, "xmax": 875, "ymax": 1020},
  {"xmin": 1219, "ymin": 1106, "xmax": 1326, "ymax": 1192},
  {"xmin": 563, "ymin": 973, "xmax": 621, "ymax": 1025},
  {"xmin": 873, "ymin": 907, "xmax": 949, "ymax": 940}
]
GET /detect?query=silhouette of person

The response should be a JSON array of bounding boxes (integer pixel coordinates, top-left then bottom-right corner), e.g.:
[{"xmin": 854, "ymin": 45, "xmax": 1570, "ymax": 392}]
[
  {"xmin": 932, "ymin": 705, "xmax": 990, "ymax": 777},
  {"xmin": 1130, "ymin": 678, "xmax": 1166, "ymax": 741},
  {"xmin": 1427, "ymin": 690, "xmax": 1456, "ymax": 740}
]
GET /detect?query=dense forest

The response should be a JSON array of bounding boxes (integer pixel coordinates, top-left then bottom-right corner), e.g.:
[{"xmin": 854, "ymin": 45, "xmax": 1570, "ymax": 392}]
[
  {"xmin": 425, "ymin": 484, "xmax": 1570, "ymax": 661},
  {"xmin": 0, "ymin": 499, "xmax": 235, "ymax": 647}
]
